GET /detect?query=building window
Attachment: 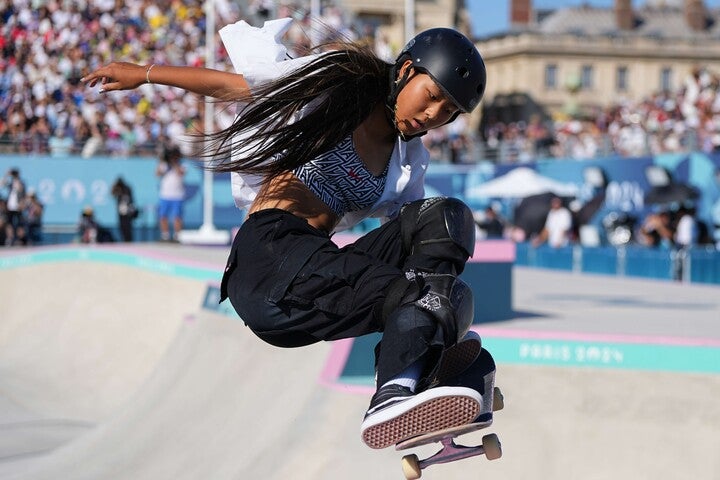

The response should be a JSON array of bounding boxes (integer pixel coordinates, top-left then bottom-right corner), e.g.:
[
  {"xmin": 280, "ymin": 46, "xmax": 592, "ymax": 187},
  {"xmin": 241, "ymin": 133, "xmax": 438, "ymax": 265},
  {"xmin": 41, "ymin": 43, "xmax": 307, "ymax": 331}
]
[
  {"xmin": 616, "ymin": 66, "xmax": 628, "ymax": 92},
  {"xmin": 660, "ymin": 67, "xmax": 672, "ymax": 92},
  {"xmin": 545, "ymin": 64, "xmax": 557, "ymax": 89},
  {"xmin": 581, "ymin": 65, "xmax": 593, "ymax": 90}
]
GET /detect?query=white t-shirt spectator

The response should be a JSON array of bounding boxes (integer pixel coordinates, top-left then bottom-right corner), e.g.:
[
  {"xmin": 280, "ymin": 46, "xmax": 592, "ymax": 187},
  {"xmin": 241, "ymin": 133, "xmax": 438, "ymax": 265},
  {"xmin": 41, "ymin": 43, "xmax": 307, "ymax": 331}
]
[
  {"xmin": 675, "ymin": 213, "xmax": 698, "ymax": 247},
  {"xmin": 158, "ymin": 163, "xmax": 186, "ymax": 201},
  {"xmin": 544, "ymin": 206, "xmax": 573, "ymax": 248}
]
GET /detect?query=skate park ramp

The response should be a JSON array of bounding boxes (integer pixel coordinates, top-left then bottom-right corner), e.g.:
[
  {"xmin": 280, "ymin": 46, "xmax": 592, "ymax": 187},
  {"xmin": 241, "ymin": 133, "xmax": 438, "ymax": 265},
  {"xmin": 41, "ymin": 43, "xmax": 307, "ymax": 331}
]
[{"xmin": 1, "ymin": 244, "xmax": 720, "ymax": 480}]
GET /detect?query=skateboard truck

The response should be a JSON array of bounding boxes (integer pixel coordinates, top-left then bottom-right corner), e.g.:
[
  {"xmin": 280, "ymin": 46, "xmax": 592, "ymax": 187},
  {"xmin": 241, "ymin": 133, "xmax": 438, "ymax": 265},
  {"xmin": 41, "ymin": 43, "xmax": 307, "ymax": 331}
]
[{"xmin": 400, "ymin": 433, "xmax": 502, "ymax": 479}]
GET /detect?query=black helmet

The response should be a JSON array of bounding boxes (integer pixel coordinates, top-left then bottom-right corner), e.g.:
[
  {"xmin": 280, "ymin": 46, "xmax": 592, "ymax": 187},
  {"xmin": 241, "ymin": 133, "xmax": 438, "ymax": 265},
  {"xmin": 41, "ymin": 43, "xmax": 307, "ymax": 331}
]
[{"xmin": 396, "ymin": 28, "xmax": 486, "ymax": 113}]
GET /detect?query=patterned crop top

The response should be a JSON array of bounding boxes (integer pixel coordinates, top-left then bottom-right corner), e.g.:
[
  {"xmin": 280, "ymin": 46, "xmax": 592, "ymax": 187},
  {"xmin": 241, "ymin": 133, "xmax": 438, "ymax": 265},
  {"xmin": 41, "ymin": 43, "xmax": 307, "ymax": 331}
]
[{"xmin": 293, "ymin": 135, "xmax": 388, "ymax": 218}]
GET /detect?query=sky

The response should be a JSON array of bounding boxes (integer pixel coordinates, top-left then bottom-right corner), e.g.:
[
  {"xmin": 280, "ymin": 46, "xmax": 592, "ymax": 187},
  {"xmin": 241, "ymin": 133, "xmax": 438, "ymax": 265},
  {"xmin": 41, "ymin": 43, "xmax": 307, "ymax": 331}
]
[{"xmin": 468, "ymin": 0, "xmax": 720, "ymax": 38}]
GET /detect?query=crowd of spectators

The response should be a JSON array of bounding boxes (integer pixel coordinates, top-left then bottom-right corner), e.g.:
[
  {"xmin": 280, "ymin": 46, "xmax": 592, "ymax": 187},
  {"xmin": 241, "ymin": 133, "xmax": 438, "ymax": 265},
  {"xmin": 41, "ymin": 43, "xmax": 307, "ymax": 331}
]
[
  {"xmin": 0, "ymin": 0, "xmax": 364, "ymax": 159},
  {"xmin": 2, "ymin": 0, "xmax": 217, "ymax": 158},
  {"xmin": 480, "ymin": 66, "xmax": 720, "ymax": 164},
  {"xmin": 5, "ymin": 1, "xmax": 720, "ymax": 164}
]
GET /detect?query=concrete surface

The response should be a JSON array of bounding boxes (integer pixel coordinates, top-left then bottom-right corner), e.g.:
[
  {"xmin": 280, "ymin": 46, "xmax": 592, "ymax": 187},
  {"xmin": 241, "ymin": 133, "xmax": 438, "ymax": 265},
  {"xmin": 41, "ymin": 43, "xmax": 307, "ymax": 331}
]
[{"xmin": 0, "ymin": 245, "xmax": 719, "ymax": 480}]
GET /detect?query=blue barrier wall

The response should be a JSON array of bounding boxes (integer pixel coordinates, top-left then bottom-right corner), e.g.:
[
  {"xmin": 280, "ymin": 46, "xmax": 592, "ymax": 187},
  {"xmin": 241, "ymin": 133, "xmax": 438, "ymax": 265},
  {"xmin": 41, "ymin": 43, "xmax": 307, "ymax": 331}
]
[
  {"xmin": 690, "ymin": 249, "xmax": 720, "ymax": 284},
  {"xmin": 4, "ymin": 152, "xmax": 719, "ymax": 232},
  {"xmin": 581, "ymin": 247, "xmax": 618, "ymax": 275},
  {"xmin": 515, "ymin": 243, "xmax": 720, "ymax": 284},
  {"xmin": 0, "ymin": 155, "xmax": 232, "ymax": 230}
]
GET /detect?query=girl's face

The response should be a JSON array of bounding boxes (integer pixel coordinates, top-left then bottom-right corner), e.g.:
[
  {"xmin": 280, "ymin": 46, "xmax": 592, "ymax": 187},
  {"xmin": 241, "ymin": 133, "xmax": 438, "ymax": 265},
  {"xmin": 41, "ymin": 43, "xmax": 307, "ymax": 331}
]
[{"xmin": 394, "ymin": 61, "xmax": 459, "ymax": 136}]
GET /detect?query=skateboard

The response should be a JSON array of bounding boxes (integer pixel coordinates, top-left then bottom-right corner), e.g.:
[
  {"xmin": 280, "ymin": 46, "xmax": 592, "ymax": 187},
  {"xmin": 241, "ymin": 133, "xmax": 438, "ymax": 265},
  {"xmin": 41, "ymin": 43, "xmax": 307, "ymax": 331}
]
[{"xmin": 396, "ymin": 347, "xmax": 504, "ymax": 479}]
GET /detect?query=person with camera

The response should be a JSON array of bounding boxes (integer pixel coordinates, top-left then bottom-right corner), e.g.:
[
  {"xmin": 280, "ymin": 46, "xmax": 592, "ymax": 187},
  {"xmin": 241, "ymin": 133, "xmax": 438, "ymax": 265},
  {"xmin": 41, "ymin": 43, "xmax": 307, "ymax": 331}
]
[
  {"xmin": 111, "ymin": 176, "xmax": 138, "ymax": 242},
  {"xmin": 1, "ymin": 168, "xmax": 26, "ymax": 246}
]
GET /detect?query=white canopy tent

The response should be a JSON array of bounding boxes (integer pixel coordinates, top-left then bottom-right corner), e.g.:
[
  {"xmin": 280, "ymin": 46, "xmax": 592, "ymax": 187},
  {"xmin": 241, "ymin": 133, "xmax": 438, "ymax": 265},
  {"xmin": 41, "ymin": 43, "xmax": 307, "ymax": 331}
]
[{"xmin": 467, "ymin": 167, "xmax": 579, "ymax": 199}]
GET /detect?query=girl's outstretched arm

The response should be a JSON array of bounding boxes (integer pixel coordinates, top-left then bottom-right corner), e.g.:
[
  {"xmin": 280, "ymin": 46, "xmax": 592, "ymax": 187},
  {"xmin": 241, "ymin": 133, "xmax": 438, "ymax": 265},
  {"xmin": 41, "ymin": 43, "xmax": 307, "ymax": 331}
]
[{"xmin": 81, "ymin": 62, "xmax": 250, "ymax": 101}]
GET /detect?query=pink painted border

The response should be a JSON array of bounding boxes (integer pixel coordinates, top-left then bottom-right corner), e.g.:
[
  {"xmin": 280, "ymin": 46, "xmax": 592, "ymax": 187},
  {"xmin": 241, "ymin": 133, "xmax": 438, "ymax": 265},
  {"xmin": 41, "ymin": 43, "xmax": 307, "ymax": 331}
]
[
  {"xmin": 319, "ymin": 339, "xmax": 376, "ymax": 394},
  {"xmin": 109, "ymin": 245, "xmax": 226, "ymax": 271},
  {"xmin": 469, "ymin": 240, "xmax": 516, "ymax": 263}
]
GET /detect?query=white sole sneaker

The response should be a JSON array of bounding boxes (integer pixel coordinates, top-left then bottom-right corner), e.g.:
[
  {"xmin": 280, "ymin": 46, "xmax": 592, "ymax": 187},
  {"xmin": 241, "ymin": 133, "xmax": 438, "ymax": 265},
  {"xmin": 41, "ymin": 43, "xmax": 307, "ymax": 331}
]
[{"xmin": 360, "ymin": 386, "xmax": 482, "ymax": 450}]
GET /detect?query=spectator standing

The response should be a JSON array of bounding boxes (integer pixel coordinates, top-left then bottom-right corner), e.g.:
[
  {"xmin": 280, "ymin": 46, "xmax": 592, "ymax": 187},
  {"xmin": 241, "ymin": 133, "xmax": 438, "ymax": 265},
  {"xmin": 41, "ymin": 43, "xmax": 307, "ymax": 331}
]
[
  {"xmin": 475, "ymin": 206, "xmax": 505, "ymax": 239},
  {"xmin": 48, "ymin": 127, "xmax": 74, "ymax": 157},
  {"xmin": 111, "ymin": 177, "xmax": 138, "ymax": 242},
  {"xmin": 674, "ymin": 204, "xmax": 699, "ymax": 248},
  {"xmin": 713, "ymin": 169, "xmax": 720, "ymax": 249},
  {"xmin": 0, "ymin": 198, "xmax": 8, "ymax": 246},
  {"xmin": 156, "ymin": 146, "xmax": 186, "ymax": 242},
  {"xmin": 638, "ymin": 210, "xmax": 675, "ymax": 248},
  {"xmin": 1, "ymin": 168, "xmax": 26, "ymax": 246},
  {"xmin": 21, "ymin": 189, "xmax": 44, "ymax": 245},
  {"xmin": 532, "ymin": 196, "xmax": 573, "ymax": 248},
  {"xmin": 672, "ymin": 203, "xmax": 701, "ymax": 281}
]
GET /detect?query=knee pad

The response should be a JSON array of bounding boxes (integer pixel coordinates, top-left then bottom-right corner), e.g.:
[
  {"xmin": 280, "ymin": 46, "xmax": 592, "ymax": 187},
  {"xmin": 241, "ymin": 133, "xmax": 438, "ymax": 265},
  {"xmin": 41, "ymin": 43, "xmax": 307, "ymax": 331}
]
[
  {"xmin": 417, "ymin": 273, "xmax": 474, "ymax": 346},
  {"xmin": 399, "ymin": 197, "xmax": 476, "ymax": 272},
  {"xmin": 382, "ymin": 273, "xmax": 474, "ymax": 348}
]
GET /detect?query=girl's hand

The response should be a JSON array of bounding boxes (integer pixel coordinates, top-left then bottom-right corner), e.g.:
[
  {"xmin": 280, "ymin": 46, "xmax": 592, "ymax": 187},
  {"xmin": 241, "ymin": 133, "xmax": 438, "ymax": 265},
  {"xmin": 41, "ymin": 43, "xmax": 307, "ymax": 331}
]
[{"xmin": 81, "ymin": 62, "xmax": 148, "ymax": 92}]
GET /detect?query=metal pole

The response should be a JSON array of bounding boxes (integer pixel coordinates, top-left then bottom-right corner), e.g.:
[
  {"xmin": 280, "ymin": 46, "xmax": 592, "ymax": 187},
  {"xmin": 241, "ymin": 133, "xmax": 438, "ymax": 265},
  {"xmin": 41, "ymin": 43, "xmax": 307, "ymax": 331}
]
[
  {"xmin": 404, "ymin": 0, "xmax": 415, "ymax": 42},
  {"xmin": 203, "ymin": 0, "xmax": 216, "ymax": 229},
  {"xmin": 310, "ymin": 0, "xmax": 321, "ymax": 46},
  {"xmin": 178, "ymin": 0, "xmax": 230, "ymax": 245}
]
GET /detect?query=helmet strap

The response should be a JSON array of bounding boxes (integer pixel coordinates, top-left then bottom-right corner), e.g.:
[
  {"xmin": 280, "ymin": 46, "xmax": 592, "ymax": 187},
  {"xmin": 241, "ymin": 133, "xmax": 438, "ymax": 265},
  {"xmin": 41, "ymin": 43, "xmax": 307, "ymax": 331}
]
[{"xmin": 385, "ymin": 58, "xmax": 413, "ymax": 141}]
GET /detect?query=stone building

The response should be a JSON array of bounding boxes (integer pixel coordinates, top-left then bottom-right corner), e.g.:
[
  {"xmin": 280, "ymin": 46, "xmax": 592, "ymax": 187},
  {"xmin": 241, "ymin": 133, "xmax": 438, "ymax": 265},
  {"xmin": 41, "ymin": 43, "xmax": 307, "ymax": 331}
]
[
  {"xmin": 477, "ymin": 0, "xmax": 720, "ymax": 121},
  {"xmin": 340, "ymin": 0, "xmax": 469, "ymax": 51}
]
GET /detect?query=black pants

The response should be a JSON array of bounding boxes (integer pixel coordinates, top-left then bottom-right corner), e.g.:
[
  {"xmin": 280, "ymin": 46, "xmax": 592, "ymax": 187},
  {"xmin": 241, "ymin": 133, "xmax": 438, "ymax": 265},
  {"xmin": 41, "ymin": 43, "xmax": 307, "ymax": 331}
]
[
  {"xmin": 6, "ymin": 210, "xmax": 22, "ymax": 244},
  {"xmin": 220, "ymin": 208, "xmax": 466, "ymax": 386},
  {"xmin": 118, "ymin": 214, "xmax": 134, "ymax": 242}
]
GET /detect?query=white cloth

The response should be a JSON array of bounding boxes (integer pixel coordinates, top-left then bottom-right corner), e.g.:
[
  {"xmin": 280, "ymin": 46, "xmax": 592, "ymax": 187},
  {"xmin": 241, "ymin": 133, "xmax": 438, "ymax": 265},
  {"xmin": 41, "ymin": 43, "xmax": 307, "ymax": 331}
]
[{"xmin": 219, "ymin": 18, "xmax": 428, "ymax": 232}]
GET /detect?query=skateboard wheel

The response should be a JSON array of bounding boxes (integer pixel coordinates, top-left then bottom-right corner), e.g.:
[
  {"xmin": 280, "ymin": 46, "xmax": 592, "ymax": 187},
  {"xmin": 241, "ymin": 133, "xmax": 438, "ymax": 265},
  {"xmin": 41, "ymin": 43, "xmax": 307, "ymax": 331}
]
[
  {"xmin": 401, "ymin": 454, "xmax": 422, "ymax": 480},
  {"xmin": 492, "ymin": 387, "xmax": 504, "ymax": 411},
  {"xmin": 482, "ymin": 433, "xmax": 502, "ymax": 460}
]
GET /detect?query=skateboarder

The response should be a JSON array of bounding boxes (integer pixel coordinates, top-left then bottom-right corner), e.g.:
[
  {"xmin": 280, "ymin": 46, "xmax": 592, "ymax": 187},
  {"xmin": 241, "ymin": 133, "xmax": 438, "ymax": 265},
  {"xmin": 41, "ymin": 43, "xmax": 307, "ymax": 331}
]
[{"xmin": 82, "ymin": 19, "xmax": 488, "ymax": 447}]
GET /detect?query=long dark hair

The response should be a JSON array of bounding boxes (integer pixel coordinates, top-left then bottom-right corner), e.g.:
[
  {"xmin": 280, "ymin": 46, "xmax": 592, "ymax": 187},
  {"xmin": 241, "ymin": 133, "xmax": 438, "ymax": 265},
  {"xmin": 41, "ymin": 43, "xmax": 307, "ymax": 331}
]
[{"xmin": 206, "ymin": 44, "xmax": 392, "ymax": 180}]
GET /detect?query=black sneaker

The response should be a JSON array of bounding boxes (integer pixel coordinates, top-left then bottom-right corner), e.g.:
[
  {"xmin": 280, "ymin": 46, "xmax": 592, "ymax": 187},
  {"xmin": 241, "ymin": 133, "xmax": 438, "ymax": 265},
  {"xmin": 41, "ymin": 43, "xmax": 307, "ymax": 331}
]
[
  {"xmin": 417, "ymin": 330, "xmax": 483, "ymax": 392},
  {"xmin": 441, "ymin": 347, "xmax": 499, "ymax": 425},
  {"xmin": 360, "ymin": 385, "xmax": 482, "ymax": 450},
  {"xmin": 364, "ymin": 384, "xmax": 415, "ymax": 419}
]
